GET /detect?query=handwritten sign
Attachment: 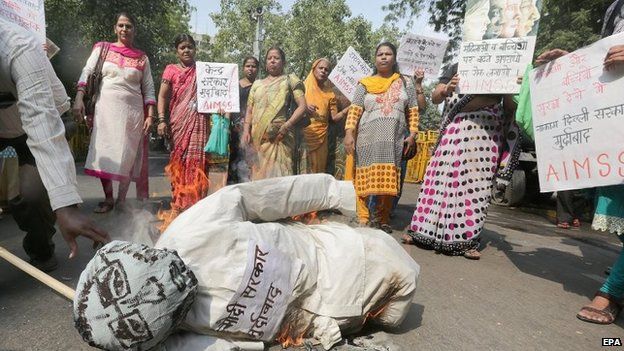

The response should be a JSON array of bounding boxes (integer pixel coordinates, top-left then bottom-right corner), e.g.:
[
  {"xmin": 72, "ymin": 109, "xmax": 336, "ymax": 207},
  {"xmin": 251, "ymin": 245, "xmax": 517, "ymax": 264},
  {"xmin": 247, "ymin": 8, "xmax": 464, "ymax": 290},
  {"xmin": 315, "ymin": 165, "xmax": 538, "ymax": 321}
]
[
  {"xmin": 457, "ymin": 37, "xmax": 536, "ymax": 94},
  {"xmin": 196, "ymin": 62, "xmax": 239, "ymax": 113},
  {"xmin": 329, "ymin": 46, "xmax": 372, "ymax": 101},
  {"xmin": 0, "ymin": 0, "xmax": 46, "ymax": 43},
  {"xmin": 530, "ymin": 32, "xmax": 624, "ymax": 192},
  {"xmin": 213, "ymin": 240, "xmax": 297, "ymax": 341},
  {"xmin": 397, "ymin": 33, "xmax": 448, "ymax": 76}
]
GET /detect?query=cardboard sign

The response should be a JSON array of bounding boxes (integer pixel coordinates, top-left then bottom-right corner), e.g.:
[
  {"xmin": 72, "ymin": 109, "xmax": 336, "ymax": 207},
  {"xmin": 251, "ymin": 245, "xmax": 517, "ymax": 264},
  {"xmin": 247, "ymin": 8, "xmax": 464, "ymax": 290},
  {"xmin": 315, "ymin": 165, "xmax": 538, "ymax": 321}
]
[
  {"xmin": 457, "ymin": 37, "xmax": 536, "ymax": 94},
  {"xmin": 196, "ymin": 62, "xmax": 240, "ymax": 113},
  {"xmin": 397, "ymin": 33, "xmax": 448, "ymax": 76},
  {"xmin": 458, "ymin": 0, "xmax": 543, "ymax": 94},
  {"xmin": 328, "ymin": 46, "xmax": 372, "ymax": 102},
  {"xmin": 0, "ymin": 0, "xmax": 46, "ymax": 43},
  {"xmin": 530, "ymin": 32, "xmax": 624, "ymax": 192}
]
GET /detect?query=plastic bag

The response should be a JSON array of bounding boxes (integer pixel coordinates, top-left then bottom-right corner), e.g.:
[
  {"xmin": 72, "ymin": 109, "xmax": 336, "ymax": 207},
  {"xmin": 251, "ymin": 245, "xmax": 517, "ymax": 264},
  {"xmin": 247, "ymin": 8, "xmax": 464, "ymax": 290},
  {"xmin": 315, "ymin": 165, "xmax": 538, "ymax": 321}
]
[{"xmin": 204, "ymin": 114, "xmax": 230, "ymax": 156}]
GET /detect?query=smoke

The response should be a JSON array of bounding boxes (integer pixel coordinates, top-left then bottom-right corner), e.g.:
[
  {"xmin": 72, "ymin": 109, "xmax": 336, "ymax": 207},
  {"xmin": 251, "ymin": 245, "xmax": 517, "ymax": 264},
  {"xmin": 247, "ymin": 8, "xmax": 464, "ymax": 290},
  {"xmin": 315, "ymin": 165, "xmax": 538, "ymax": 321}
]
[{"xmin": 109, "ymin": 206, "xmax": 161, "ymax": 247}]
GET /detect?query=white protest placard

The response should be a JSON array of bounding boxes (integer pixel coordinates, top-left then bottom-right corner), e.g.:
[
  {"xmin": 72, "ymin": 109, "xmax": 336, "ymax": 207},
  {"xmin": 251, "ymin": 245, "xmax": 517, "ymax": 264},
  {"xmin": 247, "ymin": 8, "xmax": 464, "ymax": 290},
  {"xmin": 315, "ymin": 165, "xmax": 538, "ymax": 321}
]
[
  {"xmin": 0, "ymin": 0, "xmax": 46, "ymax": 43},
  {"xmin": 397, "ymin": 33, "xmax": 448, "ymax": 76},
  {"xmin": 213, "ymin": 240, "xmax": 300, "ymax": 341},
  {"xmin": 457, "ymin": 37, "xmax": 536, "ymax": 94},
  {"xmin": 530, "ymin": 32, "xmax": 624, "ymax": 192},
  {"xmin": 329, "ymin": 46, "xmax": 372, "ymax": 102},
  {"xmin": 196, "ymin": 62, "xmax": 240, "ymax": 113}
]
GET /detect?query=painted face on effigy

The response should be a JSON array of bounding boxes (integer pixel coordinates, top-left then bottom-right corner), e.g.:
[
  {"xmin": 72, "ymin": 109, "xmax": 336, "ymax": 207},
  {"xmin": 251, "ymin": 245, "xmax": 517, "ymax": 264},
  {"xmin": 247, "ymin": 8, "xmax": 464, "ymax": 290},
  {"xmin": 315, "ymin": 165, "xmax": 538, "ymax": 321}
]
[
  {"xmin": 516, "ymin": 0, "xmax": 541, "ymax": 37},
  {"xmin": 463, "ymin": 0, "xmax": 491, "ymax": 41},
  {"xmin": 73, "ymin": 241, "xmax": 197, "ymax": 350},
  {"xmin": 484, "ymin": 0, "xmax": 522, "ymax": 39}
]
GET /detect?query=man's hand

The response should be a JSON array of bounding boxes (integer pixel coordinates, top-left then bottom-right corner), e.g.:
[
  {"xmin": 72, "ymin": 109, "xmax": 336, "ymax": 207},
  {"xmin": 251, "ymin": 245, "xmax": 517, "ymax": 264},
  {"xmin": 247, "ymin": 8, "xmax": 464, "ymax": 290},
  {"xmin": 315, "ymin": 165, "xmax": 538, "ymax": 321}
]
[{"xmin": 55, "ymin": 206, "xmax": 110, "ymax": 259}]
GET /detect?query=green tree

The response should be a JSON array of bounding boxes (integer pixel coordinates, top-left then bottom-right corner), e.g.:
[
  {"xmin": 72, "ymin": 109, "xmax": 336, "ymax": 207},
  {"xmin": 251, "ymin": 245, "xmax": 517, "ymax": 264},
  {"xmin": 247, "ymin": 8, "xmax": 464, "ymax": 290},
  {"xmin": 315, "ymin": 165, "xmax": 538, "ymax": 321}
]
[
  {"xmin": 209, "ymin": 0, "xmax": 401, "ymax": 78},
  {"xmin": 382, "ymin": 0, "xmax": 615, "ymax": 62},
  {"xmin": 45, "ymin": 0, "xmax": 192, "ymax": 95}
]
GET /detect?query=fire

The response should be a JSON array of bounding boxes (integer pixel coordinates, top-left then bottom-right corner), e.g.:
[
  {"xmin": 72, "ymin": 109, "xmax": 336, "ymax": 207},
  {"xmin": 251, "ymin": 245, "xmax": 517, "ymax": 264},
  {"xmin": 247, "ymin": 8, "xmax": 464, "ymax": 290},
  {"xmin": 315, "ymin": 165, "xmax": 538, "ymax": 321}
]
[
  {"xmin": 157, "ymin": 158, "xmax": 209, "ymax": 232},
  {"xmin": 276, "ymin": 324, "xmax": 306, "ymax": 348},
  {"xmin": 291, "ymin": 211, "xmax": 321, "ymax": 225}
]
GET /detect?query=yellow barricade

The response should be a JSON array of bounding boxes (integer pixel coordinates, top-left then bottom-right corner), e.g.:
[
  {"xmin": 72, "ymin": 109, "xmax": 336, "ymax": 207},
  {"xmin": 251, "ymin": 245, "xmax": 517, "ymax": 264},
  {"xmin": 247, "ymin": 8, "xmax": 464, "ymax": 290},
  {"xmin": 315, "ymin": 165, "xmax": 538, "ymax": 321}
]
[{"xmin": 405, "ymin": 130, "xmax": 439, "ymax": 183}]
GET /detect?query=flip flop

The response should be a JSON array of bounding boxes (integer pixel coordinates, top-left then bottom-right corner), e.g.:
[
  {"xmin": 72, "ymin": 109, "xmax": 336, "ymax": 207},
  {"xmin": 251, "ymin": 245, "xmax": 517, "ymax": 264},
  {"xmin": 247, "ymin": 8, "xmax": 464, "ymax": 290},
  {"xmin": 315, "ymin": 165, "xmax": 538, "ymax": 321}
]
[
  {"xmin": 464, "ymin": 249, "xmax": 481, "ymax": 260},
  {"xmin": 557, "ymin": 222, "xmax": 571, "ymax": 229},
  {"xmin": 93, "ymin": 201, "xmax": 114, "ymax": 214},
  {"xmin": 379, "ymin": 224, "xmax": 393, "ymax": 234},
  {"xmin": 571, "ymin": 219, "xmax": 581, "ymax": 230}
]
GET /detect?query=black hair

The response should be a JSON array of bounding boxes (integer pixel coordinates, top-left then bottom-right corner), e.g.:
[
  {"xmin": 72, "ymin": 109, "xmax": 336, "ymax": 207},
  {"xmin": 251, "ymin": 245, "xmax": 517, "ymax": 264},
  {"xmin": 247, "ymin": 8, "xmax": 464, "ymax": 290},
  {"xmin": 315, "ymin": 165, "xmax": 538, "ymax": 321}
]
[
  {"xmin": 173, "ymin": 33, "xmax": 196, "ymax": 48},
  {"xmin": 243, "ymin": 56, "xmax": 259, "ymax": 67},
  {"xmin": 373, "ymin": 41, "xmax": 400, "ymax": 74},
  {"xmin": 114, "ymin": 12, "xmax": 137, "ymax": 27},
  {"xmin": 264, "ymin": 46, "xmax": 286, "ymax": 63}
]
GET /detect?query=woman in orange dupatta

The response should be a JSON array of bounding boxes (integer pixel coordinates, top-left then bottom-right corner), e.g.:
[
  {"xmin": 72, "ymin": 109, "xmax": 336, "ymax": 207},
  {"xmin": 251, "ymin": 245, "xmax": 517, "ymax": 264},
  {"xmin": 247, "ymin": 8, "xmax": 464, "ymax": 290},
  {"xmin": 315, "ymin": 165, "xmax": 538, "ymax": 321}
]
[{"xmin": 303, "ymin": 58, "xmax": 349, "ymax": 173}]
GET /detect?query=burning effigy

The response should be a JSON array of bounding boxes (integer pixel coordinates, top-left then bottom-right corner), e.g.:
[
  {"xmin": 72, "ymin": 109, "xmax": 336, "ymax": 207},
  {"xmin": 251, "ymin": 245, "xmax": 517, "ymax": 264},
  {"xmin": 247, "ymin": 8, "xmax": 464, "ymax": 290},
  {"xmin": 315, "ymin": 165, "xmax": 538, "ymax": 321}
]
[{"xmin": 73, "ymin": 174, "xmax": 420, "ymax": 350}]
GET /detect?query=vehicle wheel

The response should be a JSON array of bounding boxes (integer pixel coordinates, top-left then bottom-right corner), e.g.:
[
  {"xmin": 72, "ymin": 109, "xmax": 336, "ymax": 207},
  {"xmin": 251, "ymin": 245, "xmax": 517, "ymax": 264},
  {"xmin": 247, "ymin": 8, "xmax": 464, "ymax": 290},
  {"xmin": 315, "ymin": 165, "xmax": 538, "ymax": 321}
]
[
  {"xmin": 491, "ymin": 169, "xmax": 526, "ymax": 207},
  {"xmin": 506, "ymin": 169, "xmax": 526, "ymax": 206}
]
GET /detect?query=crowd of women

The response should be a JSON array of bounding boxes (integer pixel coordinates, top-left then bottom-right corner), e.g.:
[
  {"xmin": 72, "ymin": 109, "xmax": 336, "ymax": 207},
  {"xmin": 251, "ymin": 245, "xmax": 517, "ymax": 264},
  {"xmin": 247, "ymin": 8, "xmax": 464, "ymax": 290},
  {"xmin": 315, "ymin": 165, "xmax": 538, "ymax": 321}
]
[{"xmin": 73, "ymin": 5, "xmax": 624, "ymax": 326}]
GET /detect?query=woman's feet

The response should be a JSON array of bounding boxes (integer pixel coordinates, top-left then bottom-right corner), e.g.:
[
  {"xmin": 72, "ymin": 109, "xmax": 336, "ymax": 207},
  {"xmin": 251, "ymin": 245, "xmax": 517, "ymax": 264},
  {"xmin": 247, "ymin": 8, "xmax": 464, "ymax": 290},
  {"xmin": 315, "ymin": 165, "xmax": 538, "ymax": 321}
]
[
  {"xmin": 401, "ymin": 233, "xmax": 415, "ymax": 244},
  {"xmin": 577, "ymin": 292, "xmax": 621, "ymax": 324},
  {"xmin": 93, "ymin": 200, "xmax": 114, "ymax": 213},
  {"xmin": 463, "ymin": 249, "xmax": 481, "ymax": 260},
  {"xmin": 558, "ymin": 219, "xmax": 581, "ymax": 230}
]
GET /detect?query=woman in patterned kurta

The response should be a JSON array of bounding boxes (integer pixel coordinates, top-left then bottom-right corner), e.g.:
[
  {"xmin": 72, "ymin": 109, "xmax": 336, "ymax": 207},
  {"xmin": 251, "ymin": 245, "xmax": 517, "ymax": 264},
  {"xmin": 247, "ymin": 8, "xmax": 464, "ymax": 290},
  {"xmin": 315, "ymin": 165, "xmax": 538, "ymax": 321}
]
[
  {"xmin": 402, "ymin": 63, "xmax": 521, "ymax": 259},
  {"xmin": 75, "ymin": 13, "xmax": 155, "ymax": 213},
  {"xmin": 344, "ymin": 42, "xmax": 420, "ymax": 231}
]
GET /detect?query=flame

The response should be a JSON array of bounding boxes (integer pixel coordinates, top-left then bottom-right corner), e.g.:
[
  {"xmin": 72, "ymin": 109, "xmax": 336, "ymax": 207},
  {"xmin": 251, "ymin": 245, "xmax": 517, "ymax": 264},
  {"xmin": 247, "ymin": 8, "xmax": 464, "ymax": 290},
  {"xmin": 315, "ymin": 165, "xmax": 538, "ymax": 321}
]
[
  {"xmin": 157, "ymin": 158, "xmax": 209, "ymax": 232},
  {"xmin": 291, "ymin": 211, "xmax": 321, "ymax": 225},
  {"xmin": 276, "ymin": 324, "xmax": 306, "ymax": 348}
]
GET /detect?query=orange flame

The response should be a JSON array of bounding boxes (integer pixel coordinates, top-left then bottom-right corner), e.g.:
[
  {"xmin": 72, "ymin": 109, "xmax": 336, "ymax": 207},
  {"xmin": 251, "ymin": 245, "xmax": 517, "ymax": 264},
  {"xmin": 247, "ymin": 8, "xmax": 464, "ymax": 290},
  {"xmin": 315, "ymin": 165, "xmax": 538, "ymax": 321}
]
[
  {"xmin": 157, "ymin": 158, "xmax": 209, "ymax": 232},
  {"xmin": 276, "ymin": 324, "xmax": 306, "ymax": 348},
  {"xmin": 291, "ymin": 211, "xmax": 321, "ymax": 225}
]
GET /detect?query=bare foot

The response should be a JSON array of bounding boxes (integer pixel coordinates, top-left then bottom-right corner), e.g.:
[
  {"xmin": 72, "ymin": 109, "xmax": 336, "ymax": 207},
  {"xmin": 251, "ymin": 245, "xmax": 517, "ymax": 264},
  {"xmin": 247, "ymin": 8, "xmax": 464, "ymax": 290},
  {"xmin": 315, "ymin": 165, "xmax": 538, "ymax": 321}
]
[
  {"xmin": 464, "ymin": 249, "xmax": 481, "ymax": 260},
  {"xmin": 401, "ymin": 233, "xmax": 414, "ymax": 244}
]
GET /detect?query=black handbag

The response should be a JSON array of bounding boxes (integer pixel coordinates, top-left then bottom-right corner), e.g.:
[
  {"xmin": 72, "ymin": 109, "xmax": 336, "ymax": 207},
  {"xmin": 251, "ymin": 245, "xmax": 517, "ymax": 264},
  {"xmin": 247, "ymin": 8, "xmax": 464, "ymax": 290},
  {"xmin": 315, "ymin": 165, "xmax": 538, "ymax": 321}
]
[{"xmin": 84, "ymin": 43, "xmax": 110, "ymax": 116}]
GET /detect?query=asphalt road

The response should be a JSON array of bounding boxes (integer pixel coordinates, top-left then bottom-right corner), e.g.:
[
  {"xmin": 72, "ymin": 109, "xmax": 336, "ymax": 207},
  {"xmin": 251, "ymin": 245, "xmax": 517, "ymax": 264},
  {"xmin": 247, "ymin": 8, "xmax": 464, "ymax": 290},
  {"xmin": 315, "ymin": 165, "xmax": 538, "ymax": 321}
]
[{"xmin": 1, "ymin": 153, "xmax": 622, "ymax": 351}]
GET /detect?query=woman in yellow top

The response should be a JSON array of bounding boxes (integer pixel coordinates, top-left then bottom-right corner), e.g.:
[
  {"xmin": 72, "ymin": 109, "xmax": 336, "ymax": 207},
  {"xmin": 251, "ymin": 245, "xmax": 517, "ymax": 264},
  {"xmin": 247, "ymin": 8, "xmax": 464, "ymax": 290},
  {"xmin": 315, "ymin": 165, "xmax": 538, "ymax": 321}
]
[
  {"xmin": 344, "ymin": 42, "xmax": 420, "ymax": 232},
  {"xmin": 303, "ymin": 58, "xmax": 349, "ymax": 173},
  {"xmin": 242, "ymin": 46, "xmax": 308, "ymax": 179}
]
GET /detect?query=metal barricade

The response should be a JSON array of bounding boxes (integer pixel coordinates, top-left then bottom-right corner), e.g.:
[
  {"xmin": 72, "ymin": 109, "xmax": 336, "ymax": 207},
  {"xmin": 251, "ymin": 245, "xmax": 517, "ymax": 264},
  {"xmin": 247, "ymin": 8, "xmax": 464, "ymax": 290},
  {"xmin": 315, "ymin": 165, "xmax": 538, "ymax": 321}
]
[{"xmin": 405, "ymin": 130, "xmax": 439, "ymax": 183}]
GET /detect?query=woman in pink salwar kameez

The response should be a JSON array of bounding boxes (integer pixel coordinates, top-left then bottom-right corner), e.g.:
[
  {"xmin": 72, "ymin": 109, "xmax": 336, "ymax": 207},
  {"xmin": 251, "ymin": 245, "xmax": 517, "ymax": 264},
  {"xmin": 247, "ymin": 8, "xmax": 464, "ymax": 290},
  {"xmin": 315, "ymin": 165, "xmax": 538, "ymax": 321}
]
[{"xmin": 74, "ymin": 12, "xmax": 156, "ymax": 213}]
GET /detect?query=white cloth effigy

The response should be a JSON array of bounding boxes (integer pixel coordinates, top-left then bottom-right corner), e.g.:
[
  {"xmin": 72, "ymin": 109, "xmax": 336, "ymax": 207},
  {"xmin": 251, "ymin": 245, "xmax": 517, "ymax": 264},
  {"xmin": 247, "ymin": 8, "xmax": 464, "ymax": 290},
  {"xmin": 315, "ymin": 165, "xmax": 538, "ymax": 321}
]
[{"xmin": 156, "ymin": 174, "xmax": 420, "ymax": 350}]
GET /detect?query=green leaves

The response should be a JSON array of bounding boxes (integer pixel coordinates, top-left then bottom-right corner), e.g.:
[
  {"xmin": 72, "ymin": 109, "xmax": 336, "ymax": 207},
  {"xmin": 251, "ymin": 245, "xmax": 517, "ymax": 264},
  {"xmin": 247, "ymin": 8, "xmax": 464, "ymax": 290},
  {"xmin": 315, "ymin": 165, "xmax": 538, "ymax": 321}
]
[
  {"xmin": 45, "ymin": 0, "xmax": 192, "ymax": 95},
  {"xmin": 209, "ymin": 0, "xmax": 399, "ymax": 78}
]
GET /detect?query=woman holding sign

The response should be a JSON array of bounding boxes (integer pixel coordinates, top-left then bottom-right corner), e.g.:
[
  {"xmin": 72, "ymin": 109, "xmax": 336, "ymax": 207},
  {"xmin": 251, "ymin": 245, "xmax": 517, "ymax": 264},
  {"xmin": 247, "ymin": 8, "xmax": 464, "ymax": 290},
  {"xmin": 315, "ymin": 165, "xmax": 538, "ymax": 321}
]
[
  {"xmin": 402, "ymin": 62, "xmax": 521, "ymax": 259},
  {"xmin": 157, "ymin": 34, "xmax": 230, "ymax": 213},
  {"xmin": 343, "ymin": 42, "xmax": 420, "ymax": 232},
  {"xmin": 74, "ymin": 12, "xmax": 155, "ymax": 213},
  {"xmin": 241, "ymin": 47, "xmax": 308, "ymax": 180}
]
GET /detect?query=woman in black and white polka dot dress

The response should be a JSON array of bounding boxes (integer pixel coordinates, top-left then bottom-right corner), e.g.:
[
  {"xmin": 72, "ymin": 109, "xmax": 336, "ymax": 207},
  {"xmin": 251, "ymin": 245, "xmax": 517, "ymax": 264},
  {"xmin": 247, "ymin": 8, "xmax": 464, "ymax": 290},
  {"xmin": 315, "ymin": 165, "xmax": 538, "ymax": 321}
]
[{"xmin": 402, "ymin": 63, "xmax": 521, "ymax": 259}]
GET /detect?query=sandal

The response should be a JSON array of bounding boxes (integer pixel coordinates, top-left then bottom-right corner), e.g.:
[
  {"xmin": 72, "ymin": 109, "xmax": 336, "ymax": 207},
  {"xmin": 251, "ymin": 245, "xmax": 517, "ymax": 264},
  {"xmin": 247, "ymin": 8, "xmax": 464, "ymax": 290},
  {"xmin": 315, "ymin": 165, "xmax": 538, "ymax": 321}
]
[
  {"xmin": 379, "ymin": 224, "xmax": 393, "ymax": 234},
  {"xmin": 576, "ymin": 291, "xmax": 622, "ymax": 325},
  {"xmin": 557, "ymin": 222, "xmax": 571, "ymax": 229},
  {"xmin": 571, "ymin": 219, "xmax": 581, "ymax": 230},
  {"xmin": 401, "ymin": 233, "xmax": 415, "ymax": 244},
  {"xmin": 93, "ymin": 201, "xmax": 114, "ymax": 214},
  {"xmin": 115, "ymin": 200, "xmax": 130, "ymax": 213},
  {"xmin": 464, "ymin": 249, "xmax": 481, "ymax": 260}
]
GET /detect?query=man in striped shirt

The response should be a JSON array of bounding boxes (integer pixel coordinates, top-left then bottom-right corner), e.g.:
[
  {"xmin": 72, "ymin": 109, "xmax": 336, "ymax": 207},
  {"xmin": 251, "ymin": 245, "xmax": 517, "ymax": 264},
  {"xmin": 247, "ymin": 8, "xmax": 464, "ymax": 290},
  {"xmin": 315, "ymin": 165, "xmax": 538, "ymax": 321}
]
[{"xmin": 0, "ymin": 19, "xmax": 109, "ymax": 271}]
